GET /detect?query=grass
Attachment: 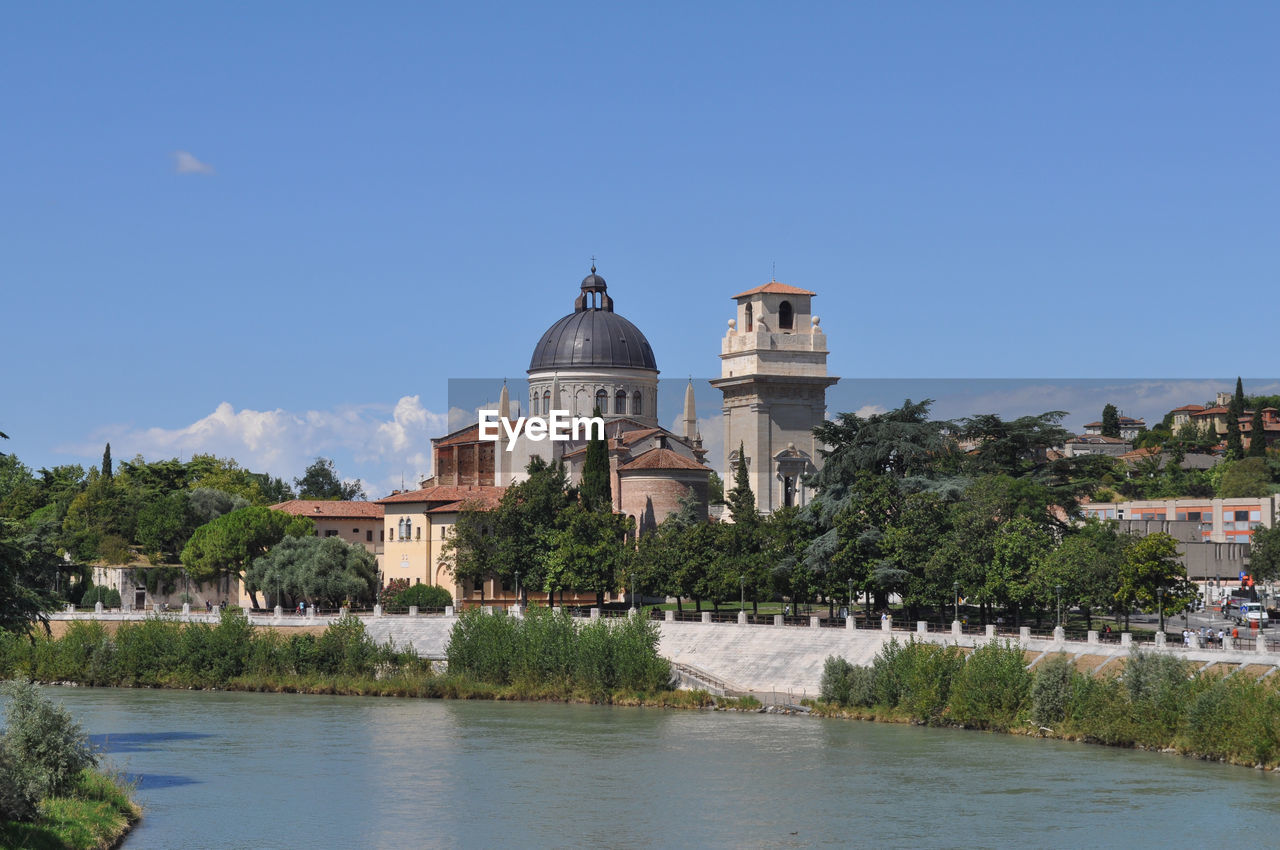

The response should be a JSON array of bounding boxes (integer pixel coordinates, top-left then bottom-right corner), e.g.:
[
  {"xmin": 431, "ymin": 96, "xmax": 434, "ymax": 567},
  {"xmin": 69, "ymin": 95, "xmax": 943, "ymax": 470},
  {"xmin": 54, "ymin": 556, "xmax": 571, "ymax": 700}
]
[{"xmin": 0, "ymin": 769, "xmax": 140, "ymax": 850}]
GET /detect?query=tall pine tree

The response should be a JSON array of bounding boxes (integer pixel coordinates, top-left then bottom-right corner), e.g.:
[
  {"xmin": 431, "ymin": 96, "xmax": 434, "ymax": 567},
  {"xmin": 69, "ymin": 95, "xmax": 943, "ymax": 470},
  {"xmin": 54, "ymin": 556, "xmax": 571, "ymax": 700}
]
[
  {"xmin": 580, "ymin": 406, "xmax": 612, "ymax": 511},
  {"xmin": 726, "ymin": 442, "xmax": 757, "ymax": 526},
  {"xmin": 101, "ymin": 442, "xmax": 113, "ymax": 480}
]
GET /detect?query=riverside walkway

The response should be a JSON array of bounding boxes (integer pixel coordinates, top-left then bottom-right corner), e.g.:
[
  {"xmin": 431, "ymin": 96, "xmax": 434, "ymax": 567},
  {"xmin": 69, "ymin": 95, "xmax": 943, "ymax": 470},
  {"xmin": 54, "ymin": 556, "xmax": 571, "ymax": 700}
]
[{"xmin": 49, "ymin": 606, "xmax": 1280, "ymax": 698}]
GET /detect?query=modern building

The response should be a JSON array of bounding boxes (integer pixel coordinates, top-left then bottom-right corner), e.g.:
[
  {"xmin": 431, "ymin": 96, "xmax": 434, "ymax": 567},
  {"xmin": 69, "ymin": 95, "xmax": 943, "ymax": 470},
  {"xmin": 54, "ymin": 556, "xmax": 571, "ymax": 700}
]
[{"xmin": 711, "ymin": 281, "xmax": 838, "ymax": 515}]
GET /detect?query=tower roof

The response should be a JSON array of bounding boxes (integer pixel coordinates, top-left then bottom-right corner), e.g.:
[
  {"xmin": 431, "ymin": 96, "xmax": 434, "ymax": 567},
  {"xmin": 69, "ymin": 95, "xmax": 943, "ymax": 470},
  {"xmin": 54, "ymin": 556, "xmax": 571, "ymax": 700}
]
[{"xmin": 732, "ymin": 280, "xmax": 816, "ymax": 299}]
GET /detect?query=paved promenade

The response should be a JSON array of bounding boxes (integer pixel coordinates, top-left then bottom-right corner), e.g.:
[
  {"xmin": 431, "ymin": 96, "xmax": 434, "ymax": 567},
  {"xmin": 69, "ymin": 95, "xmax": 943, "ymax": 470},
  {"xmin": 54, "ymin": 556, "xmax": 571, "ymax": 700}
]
[{"xmin": 48, "ymin": 609, "xmax": 1280, "ymax": 697}]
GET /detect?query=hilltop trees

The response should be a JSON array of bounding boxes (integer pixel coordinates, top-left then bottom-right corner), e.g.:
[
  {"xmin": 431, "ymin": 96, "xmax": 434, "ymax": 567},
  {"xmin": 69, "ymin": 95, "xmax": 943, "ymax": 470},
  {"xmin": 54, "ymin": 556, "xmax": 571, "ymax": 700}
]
[
  {"xmin": 294, "ymin": 457, "xmax": 365, "ymax": 501},
  {"xmin": 1100, "ymin": 404, "xmax": 1120, "ymax": 438}
]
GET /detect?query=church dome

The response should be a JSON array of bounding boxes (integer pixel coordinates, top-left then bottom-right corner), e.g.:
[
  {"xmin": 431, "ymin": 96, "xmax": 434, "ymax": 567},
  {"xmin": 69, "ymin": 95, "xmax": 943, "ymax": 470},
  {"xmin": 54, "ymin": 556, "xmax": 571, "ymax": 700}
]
[{"xmin": 528, "ymin": 268, "xmax": 658, "ymax": 372}]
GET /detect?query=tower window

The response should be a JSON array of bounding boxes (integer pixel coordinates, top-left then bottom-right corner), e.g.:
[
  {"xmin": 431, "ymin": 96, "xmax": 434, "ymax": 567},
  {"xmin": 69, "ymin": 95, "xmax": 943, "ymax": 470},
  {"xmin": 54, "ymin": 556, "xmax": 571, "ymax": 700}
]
[
  {"xmin": 542, "ymin": 390, "xmax": 551, "ymax": 415},
  {"xmin": 779, "ymin": 300, "xmax": 793, "ymax": 330},
  {"xmin": 615, "ymin": 390, "xmax": 627, "ymax": 414},
  {"xmin": 633, "ymin": 391, "xmax": 642, "ymax": 416},
  {"xmin": 745, "ymin": 303, "xmax": 753, "ymax": 332},
  {"xmin": 595, "ymin": 388, "xmax": 608, "ymax": 413}
]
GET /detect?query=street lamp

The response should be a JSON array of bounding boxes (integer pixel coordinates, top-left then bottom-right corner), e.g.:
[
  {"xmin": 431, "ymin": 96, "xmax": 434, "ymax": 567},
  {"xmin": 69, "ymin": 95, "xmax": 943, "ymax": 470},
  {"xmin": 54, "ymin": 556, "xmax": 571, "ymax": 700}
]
[
  {"xmin": 1157, "ymin": 586, "xmax": 1165, "ymax": 634},
  {"xmin": 847, "ymin": 578, "xmax": 853, "ymax": 621},
  {"xmin": 952, "ymin": 581, "xmax": 960, "ymax": 625},
  {"xmin": 515, "ymin": 569, "xmax": 520, "ymax": 609},
  {"xmin": 739, "ymin": 574, "xmax": 745, "ymax": 614},
  {"xmin": 1055, "ymin": 584, "xmax": 1063, "ymax": 628}
]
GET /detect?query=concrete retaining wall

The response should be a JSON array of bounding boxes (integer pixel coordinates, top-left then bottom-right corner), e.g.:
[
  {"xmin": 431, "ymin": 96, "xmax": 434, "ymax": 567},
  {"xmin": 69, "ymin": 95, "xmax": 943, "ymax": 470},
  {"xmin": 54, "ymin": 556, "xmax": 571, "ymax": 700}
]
[{"xmin": 49, "ymin": 612, "xmax": 1280, "ymax": 696}]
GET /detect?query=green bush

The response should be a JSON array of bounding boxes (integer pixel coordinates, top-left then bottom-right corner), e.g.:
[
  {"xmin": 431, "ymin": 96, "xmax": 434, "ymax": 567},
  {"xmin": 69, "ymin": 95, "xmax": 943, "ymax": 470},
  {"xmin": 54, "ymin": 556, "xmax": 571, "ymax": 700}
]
[
  {"xmin": 1122, "ymin": 651, "xmax": 1193, "ymax": 745},
  {"xmin": 315, "ymin": 614, "xmax": 381, "ymax": 677},
  {"xmin": 79, "ymin": 586, "xmax": 122, "ymax": 609},
  {"xmin": 1030, "ymin": 653, "xmax": 1075, "ymax": 727},
  {"xmin": 395, "ymin": 584, "xmax": 453, "ymax": 609},
  {"xmin": 820, "ymin": 656, "xmax": 854, "ymax": 705},
  {"xmin": 949, "ymin": 640, "xmax": 1031, "ymax": 730},
  {"xmin": 1, "ymin": 681, "xmax": 98, "ymax": 804},
  {"xmin": 445, "ymin": 608, "xmax": 670, "ymax": 695}
]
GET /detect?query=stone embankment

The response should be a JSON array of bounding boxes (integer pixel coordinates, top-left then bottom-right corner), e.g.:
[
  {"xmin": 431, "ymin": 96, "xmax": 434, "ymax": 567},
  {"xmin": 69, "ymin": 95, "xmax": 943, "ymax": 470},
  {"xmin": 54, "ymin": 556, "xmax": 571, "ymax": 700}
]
[{"xmin": 50, "ymin": 607, "xmax": 1280, "ymax": 697}]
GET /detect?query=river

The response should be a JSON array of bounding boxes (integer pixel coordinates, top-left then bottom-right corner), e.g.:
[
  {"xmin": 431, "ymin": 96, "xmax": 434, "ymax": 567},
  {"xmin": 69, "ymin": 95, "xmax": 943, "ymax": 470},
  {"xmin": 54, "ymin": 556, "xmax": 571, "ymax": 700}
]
[{"xmin": 40, "ymin": 687, "xmax": 1280, "ymax": 848}]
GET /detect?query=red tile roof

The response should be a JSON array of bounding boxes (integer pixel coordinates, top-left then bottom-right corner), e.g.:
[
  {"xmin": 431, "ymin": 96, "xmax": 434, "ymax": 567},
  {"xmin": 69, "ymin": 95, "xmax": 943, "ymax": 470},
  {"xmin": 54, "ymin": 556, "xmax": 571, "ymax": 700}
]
[
  {"xmin": 431, "ymin": 423, "xmax": 483, "ymax": 448},
  {"xmin": 1192, "ymin": 406, "xmax": 1230, "ymax": 416},
  {"xmin": 376, "ymin": 485, "xmax": 506, "ymax": 505},
  {"xmin": 732, "ymin": 280, "xmax": 816, "ymax": 299},
  {"xmin": 426, "ymin": 491, "xmax": 505, "ymax": 513},
  {"xmin": 617, "ymin": 448, "xmax": 708, "ymax": 472},
  {"xmin": 1170, "ymin": 404, "xmax": 1205, "ymax": 413},
  {"xmin": 1068, "ymin": 434, "xmax": 1128, "ymax": 444},
  {"xmin": 271, "ymin": 500, "xmax": 384, "ymax": 519}
]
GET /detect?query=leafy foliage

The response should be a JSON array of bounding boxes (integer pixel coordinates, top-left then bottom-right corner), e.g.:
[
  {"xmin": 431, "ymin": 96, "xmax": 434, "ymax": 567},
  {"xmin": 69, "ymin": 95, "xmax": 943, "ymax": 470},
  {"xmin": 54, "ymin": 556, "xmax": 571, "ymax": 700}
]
[{"xmin": 294, "ymin": 457, "xmax": 364, "ymax": 501}]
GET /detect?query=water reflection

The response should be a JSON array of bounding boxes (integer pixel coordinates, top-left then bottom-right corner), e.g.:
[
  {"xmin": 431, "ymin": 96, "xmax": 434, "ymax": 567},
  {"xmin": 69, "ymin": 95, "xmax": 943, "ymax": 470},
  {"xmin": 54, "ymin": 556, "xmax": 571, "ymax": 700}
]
[{"xmin": 36, "ymin": 688, "xmax": 1280, "ymax": 849}]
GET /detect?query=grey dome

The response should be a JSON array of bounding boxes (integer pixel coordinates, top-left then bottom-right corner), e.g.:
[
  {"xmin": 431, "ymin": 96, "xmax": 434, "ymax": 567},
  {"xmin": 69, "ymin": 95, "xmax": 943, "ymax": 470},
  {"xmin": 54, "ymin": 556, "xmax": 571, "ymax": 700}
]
[
  {"xmin": 528, "ymin": 310, "xmax": 658, "ymax": 372},
  {"xmin": 528, "ymin": 268, "xmax": 658, "ymax": 372}
]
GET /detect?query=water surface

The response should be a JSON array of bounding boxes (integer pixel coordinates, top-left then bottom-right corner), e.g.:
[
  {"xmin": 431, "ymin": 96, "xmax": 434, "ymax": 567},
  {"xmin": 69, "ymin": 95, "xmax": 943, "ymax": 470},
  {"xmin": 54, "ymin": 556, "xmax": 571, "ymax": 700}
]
[{"xmin": 43, "ymin": 687, "xmax": 1280, "ymax": 849}]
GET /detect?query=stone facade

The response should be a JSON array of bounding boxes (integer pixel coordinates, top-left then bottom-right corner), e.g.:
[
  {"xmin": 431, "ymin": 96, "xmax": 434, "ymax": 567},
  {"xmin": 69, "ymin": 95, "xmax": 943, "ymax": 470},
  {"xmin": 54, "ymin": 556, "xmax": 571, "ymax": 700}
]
[{"xmin": 711, "ymin": 282, "xmax": 838, "ymax": 515}]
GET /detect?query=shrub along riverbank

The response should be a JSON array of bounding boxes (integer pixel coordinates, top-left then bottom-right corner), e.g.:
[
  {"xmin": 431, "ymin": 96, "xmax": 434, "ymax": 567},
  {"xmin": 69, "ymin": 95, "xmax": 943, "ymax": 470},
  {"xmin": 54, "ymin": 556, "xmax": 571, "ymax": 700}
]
[
  {"xmin": 817, "ymin": 638, "xmax": 1280, "ymax": 769},
  {"xmin": 0, "ymin": 608, "xmax": 690, "ymax": 706},
  {"xmin": 0, "ymin": 681, "xmax": 140, "ymax": 850}
]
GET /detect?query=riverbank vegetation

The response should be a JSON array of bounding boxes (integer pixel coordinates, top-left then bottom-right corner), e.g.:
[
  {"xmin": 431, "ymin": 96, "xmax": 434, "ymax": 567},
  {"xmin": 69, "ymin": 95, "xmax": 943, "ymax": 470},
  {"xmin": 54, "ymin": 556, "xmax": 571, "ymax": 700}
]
[
  {"xmin": 0, "ymin": 608, "xmax": 679, "ymax": 706},
  {"xmin": 0, "ymin": 681, "xmax": 139, "ymax": 849},
  {"xmin": 817, "ymin": 638, "xmax": 1280, "ymax": 769}
]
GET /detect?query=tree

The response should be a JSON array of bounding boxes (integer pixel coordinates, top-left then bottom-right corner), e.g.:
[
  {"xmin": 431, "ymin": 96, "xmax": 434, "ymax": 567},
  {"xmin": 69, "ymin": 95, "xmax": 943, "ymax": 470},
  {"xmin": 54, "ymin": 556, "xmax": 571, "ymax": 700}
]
[
  {"xmin": 0, "ymin": 519, "xmax": 61, "ymax": 636},
  {"xmin": 1218, "ymin": 458, "xmax": 1272, "ymax": 498},
  {"xmin": 247, "ymin": 535, "xmax": 378, "ymax": 607},
  {"xmin": 1249, "ymin": 407, "xmax": 1268, "ymax": 457},
  {"xmin": 707, "ymin": 470, "xmax": 725, "ymax": 504},
  {"xmin": 294, "ymin": 457, "xmax": 365, "ymax": 501},
  {"xmin": 1226, "ymin": 377, "xmax": 1245, "ymax": 461},
  {"xmin": 1114, "ymin": 532, "xmax": 1196, "ymax": 631},
  {"xmin": 1100, "ymin": 404, "xmax": 1120, "ymax": 439},
  {"xmin": 444, "ymin": 502, "xmax": 499, "ymax": 603},
  {"xmin": 135, "ymin": 491, "xmax": 194, "ymax": 562},
  {"xmin": 543, "ymin": 503, "xmax": 631, "ymax": 608},
  {"xmin": 1034, "ymin": 519, "xmax": 1128, "ymax": 630},
  {"xmin": 1248, "ymin": 522, "xmax": 1280, "ymax": 584},
  {"xmin": 101, "ymin": 443, "xmax": 113, "ymax": 481},
  {"xmin": 726, "ymin": 442, "xmax": 757, "ymax": 526},
  {"xmin": 181, "ymin": 506, "xmax": 314, "ymax": 606},
  {"xmin": 580, "ymin": 406, "xmax": 612, "ymax": 511}
]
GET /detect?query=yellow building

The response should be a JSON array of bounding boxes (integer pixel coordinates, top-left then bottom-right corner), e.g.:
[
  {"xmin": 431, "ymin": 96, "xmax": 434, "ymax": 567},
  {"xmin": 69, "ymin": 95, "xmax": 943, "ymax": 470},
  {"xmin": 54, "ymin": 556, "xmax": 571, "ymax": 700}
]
[{"xmin": 375, "ymin": 485, "xmax": 505, "ymax": 602}]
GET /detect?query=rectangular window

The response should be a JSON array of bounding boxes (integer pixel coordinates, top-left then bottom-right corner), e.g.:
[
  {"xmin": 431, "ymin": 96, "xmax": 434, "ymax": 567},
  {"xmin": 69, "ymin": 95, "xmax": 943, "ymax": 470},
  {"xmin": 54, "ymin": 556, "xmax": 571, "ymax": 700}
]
[
  {"xmin": 1251, "ymin": 510, "xmax": 1261, "ymax": 522},
  {"xmin": 325, "ymin": 530, "xmax": 339, "ymax": 537},
  {"xmin": 1224, "ymin": 522, "xmax": 1236, "ymax": 531},
  {"xmin": 415, "ymin": 527, "xmax": 421, "ymax": 540},
  {"xmin": 1235, "ymin": 510, "xmax": 1250, "ymax": 522},
  {"xmin": 380, "ymin": 530, "xmax": 384, "ymax": 542},
  {"xmin": 353, "ymin": 527, "xmax": 360, "ymax": 534},
  {"xmin": 366, "ymin": 530, "xmax": 373, "ymax": 542}
]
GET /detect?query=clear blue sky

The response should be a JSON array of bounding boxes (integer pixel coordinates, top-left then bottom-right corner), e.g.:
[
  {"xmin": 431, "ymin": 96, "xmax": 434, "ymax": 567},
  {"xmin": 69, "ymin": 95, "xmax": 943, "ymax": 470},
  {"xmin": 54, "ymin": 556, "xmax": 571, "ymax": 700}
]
[{"xmin": 4, "ymin": 3, "xmax": 1277, "ymax": 494}]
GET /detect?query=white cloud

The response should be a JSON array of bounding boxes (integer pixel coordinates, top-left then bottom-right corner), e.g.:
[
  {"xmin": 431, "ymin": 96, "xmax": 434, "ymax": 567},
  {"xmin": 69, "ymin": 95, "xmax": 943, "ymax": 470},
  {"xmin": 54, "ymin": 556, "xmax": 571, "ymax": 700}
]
[
  {"xmin": 65, "ymin": 397, "xmax": 449, "ymax": 499},
  {"xmin": 173, "ymin": 150, "xmax": 214, "ymax": 175},
  {"xmin": 853, "ymin": 404, "xmax": 888, "ymax": 418}
]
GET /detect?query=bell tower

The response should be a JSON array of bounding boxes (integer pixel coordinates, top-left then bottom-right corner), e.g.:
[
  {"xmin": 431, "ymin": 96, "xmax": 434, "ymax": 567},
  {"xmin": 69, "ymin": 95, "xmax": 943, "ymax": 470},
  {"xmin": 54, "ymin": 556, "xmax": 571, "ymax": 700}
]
[{"xmin": 710, "ymin": 281, "xmax": 838, "ymax": 515}]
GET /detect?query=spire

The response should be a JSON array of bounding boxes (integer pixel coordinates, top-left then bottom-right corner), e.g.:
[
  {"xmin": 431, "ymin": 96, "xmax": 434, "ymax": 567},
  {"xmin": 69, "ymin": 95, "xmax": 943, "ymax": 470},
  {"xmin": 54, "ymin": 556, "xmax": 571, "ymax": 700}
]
[
  {"xmin": 682, "ymin": 379, "xmax": 698, "ymax": 441},
  {"xmin": 498, "ymin": 380, "xmax": 510, "ymax": 421},
  {"xmin": 550, "ymin": 373, "xmax": 562, "ymax": 412}
]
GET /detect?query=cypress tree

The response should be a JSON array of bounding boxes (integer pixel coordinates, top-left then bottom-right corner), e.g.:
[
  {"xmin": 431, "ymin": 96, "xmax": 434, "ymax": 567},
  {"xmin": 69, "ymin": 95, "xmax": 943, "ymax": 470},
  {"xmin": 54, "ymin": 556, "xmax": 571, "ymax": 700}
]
[
  {"xmin": 581, "ymin": 406, "xmax": 612, "ymax": 511},
  {"xmin": 1249, "ymin": 407, "xmax": 1268, "ymax": 457},
  {"xmin": 101, "ymin": 442, "xmax": 113, "ymax": 480},
  {"xmin": 726, "ymin": 442, "xmax": 757, "ymax": 526},
  {"xmin": 1226, "ymin": 377, "xmax": 1245, "ymax": 460},
  {"xmin": 1100, "ymin": 404, "xmax": 1120, "ymax": 438}
]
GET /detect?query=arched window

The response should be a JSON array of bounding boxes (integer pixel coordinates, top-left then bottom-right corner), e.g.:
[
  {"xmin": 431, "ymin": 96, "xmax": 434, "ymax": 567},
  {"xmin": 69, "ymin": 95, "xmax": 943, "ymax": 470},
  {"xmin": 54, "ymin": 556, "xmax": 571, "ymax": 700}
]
[
  {"xmin": 595, "ymin": 388, "xmax": 608, "ymax": 413},
  {"xmin": 779, "ymin": 300, "xmax": 793, "ymax": 330},
  {"xmin": 632, "ymin": 391, "xmax": 642, "ymax": 416},
  {"xmin": 531, "ymin": 391, "xmax": 539, "ymax": 416},
  {"xmin": 745, "ymin": 303, "xmax": 754, "ymax": 332},
  {"xmin": 542, "ymin": 390, "xmax": 551, "ymax": 415},
  {"xmin": 615, "ymin": 390, "xmax": 627, "ymax": 415}
]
